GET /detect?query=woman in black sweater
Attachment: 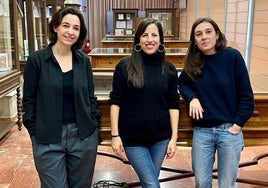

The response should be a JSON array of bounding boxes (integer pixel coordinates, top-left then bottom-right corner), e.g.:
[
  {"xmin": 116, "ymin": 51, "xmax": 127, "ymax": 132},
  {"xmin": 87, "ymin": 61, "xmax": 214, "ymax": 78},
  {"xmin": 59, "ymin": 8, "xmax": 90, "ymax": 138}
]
[{"xmin": 109, "ymin": 18, "xmax": 180, "ymax": 188}]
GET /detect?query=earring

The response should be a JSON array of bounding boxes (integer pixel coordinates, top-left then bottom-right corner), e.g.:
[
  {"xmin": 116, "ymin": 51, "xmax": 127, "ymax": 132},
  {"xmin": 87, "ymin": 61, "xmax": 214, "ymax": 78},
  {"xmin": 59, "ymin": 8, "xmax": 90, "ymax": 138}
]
[
  {"xmin": 157, "ymin": 44, "xmax": 165, "ymax": 53},
  {"xmin": 134, "ymin": 44, "xmax": 141, "ymax": 52}
]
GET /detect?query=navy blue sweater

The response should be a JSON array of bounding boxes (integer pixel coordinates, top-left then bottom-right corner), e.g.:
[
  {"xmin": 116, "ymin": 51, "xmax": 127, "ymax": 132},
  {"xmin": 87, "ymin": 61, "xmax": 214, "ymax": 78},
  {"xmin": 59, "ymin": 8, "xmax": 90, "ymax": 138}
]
[
  {"xmin": 110, "ymin": 53, "xmax": 180, "ymax": 146},
  {"xmin": 178, "ymin": 48, "xmax": 254, "ymax": 127}
]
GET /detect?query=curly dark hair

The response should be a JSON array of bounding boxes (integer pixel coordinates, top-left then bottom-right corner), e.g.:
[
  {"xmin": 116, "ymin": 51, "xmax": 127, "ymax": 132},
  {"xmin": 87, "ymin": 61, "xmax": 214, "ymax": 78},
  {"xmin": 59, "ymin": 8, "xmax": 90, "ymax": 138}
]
[{"xmin": 48, "ymin": 7, "xmax": 87, "ymax": 50}]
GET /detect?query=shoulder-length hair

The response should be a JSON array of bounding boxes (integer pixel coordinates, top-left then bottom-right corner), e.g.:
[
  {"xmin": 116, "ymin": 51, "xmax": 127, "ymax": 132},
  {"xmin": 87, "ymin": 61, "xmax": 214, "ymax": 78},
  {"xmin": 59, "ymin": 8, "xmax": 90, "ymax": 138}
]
[
  {"xmin": 127, "ymin": 18, "xmax": 165, "ymax": 88},
  {"xmin": 185, "ymin": 17, "xmax": 227, "ymax": 81},
  {"xmin": 48, "ymin": 7, "xmax": 87, "ymax": 50}
]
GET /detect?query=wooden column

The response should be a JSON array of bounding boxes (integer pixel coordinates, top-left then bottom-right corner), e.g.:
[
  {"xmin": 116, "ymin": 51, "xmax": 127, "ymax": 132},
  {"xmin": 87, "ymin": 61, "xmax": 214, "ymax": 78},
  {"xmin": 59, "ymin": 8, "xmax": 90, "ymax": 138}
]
[
  {"xmin": 9, "ymin": 0, "xmax": 19, "ymax": 69},
  {"xmin": 37, "ymin": 0, "xmax": 48, "ymax": 48},
  {"xmin": 25, "ymin": 0, "xmax": 35, "ymax": 55}
]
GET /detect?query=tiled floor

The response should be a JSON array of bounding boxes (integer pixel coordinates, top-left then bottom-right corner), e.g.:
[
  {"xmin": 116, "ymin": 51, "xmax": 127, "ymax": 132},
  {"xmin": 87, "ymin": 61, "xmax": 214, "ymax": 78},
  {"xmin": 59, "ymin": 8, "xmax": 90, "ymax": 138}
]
[{"xmin": 0, "ymin": 125, "xmax": 268, "ymax": 188}]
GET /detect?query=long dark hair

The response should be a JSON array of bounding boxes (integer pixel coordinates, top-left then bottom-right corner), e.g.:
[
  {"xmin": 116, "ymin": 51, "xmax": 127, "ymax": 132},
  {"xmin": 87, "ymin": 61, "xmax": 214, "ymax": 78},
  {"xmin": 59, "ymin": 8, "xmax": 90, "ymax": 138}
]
[
  {"xmin": 185, "ymin": 17, "xmax": 227, "ymax": 81},
  {"xmin": 48, "ymin": 7, "xmax": 87, "ymax": 50},
  {"xmin": 126, "ymin": 18, "xmax": 165, "ymax": 88}
]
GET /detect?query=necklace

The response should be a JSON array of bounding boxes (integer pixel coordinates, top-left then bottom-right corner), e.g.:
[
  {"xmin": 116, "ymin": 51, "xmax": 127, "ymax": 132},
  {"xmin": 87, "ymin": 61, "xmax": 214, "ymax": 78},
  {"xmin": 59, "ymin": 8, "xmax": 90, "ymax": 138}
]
[{"xmin": 52, "ymin": 45, "xmax": 72, "ymax": 72}]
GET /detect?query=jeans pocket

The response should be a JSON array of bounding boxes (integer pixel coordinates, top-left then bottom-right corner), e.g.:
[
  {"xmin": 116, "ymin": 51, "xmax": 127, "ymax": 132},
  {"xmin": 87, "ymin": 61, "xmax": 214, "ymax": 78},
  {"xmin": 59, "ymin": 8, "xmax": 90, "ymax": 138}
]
[
  {"xmin": 227, "ymin": 126, "xmax": 242, "ymax": 135},
  {"xmin": 227, "ymin": 129, "xmax": 241, "ymax": 135}
]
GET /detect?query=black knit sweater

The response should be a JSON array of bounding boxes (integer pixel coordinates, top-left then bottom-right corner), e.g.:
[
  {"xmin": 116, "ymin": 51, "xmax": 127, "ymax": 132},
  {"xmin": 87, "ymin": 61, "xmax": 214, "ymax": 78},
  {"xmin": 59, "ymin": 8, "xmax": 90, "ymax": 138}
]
[{"xmin": 109, "ymin": 52, "xmax": 180, "ymax": 146}]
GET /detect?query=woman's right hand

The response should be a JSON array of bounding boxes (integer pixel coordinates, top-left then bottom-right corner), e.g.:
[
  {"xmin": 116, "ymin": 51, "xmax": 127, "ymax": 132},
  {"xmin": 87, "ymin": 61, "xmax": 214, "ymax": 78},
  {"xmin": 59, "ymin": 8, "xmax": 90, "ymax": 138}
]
[
  {"xmin": 189, "ymin": 98, "xmax": 204, "ymax": 120},
  {"xmin": 111, "ymin": 136, "xmax": 126, "ymax": 159}
]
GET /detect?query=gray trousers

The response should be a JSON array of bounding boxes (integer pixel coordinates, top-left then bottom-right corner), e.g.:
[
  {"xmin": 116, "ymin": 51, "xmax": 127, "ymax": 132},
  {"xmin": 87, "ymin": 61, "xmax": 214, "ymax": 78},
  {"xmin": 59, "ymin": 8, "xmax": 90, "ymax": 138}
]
[{"xmin": 31, "ymin": 123, "xmax": 98, "ymax": 188}]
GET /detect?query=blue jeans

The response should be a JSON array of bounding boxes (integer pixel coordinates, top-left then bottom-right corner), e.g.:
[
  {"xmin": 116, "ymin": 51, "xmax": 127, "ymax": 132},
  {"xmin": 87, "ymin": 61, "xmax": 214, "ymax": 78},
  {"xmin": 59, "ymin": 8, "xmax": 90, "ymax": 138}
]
[
  {"xmin": 192, "ymin": 123, "xmax": 244, "ymax": 188},
  {"xmin": 124, "ymin": 139, "xmax": 169, "ymax": 188}
]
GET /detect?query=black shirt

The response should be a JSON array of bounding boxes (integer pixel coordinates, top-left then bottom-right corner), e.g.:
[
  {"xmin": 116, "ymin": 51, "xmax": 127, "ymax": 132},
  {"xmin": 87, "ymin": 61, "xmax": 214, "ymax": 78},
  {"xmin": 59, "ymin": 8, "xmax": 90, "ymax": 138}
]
[{"xmin": 62, "ymin": 70, "xmax": 76, "ymax": 124}]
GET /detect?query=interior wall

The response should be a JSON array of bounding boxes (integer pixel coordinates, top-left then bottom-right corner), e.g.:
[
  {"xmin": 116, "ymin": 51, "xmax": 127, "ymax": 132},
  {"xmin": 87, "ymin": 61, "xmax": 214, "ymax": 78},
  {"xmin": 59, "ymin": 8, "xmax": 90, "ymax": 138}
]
[
  {"xmin": 179, "ymin": 0, "xmax": 230, "ymax": 43},
  {"xmin": 250, "ymin": 0, "xmax": 268, "ymax": 73},
  {"xmin": 210, "ymin": 0, "xmax": 225, "ymax": 32},
  {"xmin": 179, "ymin": 0, "xmax": 268, "ymax": 73},
  {"xmin": 225, "ymin": 0, "xmax": 249, "ymax": 58}
]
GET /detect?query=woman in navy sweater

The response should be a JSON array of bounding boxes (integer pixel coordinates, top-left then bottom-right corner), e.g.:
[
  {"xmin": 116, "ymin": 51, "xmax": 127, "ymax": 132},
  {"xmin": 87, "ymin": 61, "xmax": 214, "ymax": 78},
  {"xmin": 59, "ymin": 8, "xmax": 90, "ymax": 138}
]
[
  {"xmin": 178, "ymin": 17, "xmax": 254, "ymax": 188},
  {"xmin": 110, "ymin": 18, "xmax": 180, "ymax": 188}
]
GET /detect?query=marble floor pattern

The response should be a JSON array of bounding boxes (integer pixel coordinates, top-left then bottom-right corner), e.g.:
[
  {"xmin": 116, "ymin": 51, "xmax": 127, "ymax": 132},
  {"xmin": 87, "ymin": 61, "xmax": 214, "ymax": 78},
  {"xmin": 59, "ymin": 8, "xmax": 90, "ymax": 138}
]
[{"xmin": 0, "ymin": 125, "xmax": 268, "ymax": 188}]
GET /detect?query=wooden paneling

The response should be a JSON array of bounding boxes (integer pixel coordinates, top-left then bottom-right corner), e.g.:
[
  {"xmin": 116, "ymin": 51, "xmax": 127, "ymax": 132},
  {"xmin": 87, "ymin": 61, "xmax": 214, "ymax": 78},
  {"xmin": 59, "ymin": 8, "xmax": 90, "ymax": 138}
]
[
  {"xmin": 243, "ymin": 95, "xmax": 268, "ymax": 146},
  {"xmin": 91, "ymin": 56, "xmax": 124, "ymax": 68},
  {"xmin": 165, "ymin": 55, "xmax": 185, "ymax": 68},
  {"xmin": 91, "ymin": 54, "xmax": 186, "ymax": 69},
  {"xmin": 89, "ymin": 48, "xmax": 187, "ymax": 69},
  {"xmin": 164, "ymin": 40, "xmax": 189, "ymax": 48},
  {"xmin": 102, "ymin": 42, "xmax": 132, "ymax": 48}
]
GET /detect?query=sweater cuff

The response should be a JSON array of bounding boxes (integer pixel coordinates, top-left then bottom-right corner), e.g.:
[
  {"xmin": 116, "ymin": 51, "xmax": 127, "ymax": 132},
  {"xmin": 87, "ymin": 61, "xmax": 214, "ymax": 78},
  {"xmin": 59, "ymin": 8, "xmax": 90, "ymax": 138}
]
[{"xmin": 188, "ymin": 95, "xmax": 197, "ymax": 103}]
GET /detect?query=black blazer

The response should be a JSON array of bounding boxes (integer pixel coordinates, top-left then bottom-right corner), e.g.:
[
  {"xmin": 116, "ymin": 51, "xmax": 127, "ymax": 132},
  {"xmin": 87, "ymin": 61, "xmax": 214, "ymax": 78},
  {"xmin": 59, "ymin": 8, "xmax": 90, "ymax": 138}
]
[{"xmin": 22, "ymin": 44, "xmax": 101, "ymax": 144}]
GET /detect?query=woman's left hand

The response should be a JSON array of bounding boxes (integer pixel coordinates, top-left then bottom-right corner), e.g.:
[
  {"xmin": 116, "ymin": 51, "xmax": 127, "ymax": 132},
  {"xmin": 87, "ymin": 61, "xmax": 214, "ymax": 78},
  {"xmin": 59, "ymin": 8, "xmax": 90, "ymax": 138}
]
[
  {"xmin": 166, "ymin": 139, "xmax": 177, "ymax": 159},
  {"xmin": 228, "ymin": 123, "xmax": 242, "ymax": 134}
]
